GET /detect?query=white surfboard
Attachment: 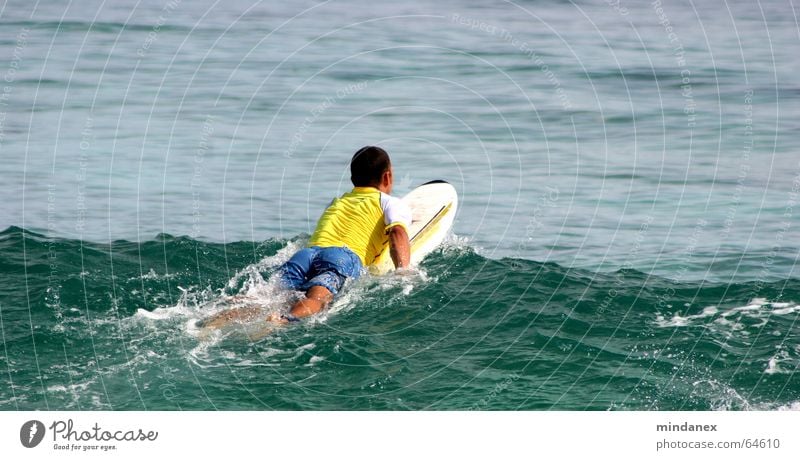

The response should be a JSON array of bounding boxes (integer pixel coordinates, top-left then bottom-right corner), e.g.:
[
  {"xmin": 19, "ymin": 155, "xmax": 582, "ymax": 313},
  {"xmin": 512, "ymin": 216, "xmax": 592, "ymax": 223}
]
[{"xmin": 369, "ymin": 180, "xmax": 458, "ymax": 275}]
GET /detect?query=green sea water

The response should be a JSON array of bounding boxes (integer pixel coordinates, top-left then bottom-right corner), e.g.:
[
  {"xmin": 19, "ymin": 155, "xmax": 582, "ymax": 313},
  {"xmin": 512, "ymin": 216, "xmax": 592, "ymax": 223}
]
[
  {"xmin": 1, "ymin": 226, "xmax": 798, "ymax": 410},
  {"xmin": 1, "ymin": 0, "xmax": 799, "ymax": 410}
]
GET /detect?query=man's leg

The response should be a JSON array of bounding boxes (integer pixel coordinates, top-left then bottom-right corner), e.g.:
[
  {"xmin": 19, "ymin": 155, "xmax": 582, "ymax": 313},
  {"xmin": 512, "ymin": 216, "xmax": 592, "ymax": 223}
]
[
  {"xmin": 200, "ymin": 304, "xmax": 263, "ymax": 329},
  {"xmin": 290, "ymin": 285, "xmax": 334, "ymax": 318},
  {"xmin": 286, "ymin": 247, "xmax": 361, "ymax": 318},
  {"xmin": 201, "ymin": 248, "xmax": 317, "ymax": 329}
]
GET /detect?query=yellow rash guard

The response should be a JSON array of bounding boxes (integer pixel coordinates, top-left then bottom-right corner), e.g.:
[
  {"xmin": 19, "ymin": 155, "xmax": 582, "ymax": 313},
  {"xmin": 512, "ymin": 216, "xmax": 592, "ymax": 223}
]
[{"xmin": 308, "ymin": 186, "xmax": 412, "ymax": 266}]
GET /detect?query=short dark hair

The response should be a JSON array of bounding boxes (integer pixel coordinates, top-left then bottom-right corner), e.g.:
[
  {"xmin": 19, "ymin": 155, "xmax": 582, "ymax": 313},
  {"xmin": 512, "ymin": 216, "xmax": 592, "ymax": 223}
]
[{"xmin": 350, "ymin": 146, "xmax": 391, "ymax": 187}]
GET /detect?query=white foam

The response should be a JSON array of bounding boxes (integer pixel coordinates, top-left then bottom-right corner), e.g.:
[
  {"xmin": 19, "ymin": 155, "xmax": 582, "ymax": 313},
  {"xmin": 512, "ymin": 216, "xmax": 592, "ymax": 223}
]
[
  {"xmin": 138, "ymin": 268, "xmax": 164, "ymax": 280},
  {"xmin": 47, "ymin": 380, "xmax": 92, "ymax": 394},
  {"xmin": 772, "ymin": 304, "xmax": 800, "ymax": 315},
  {"xmin": 225, "ymin": 239, "xmax": 304, "ymax": 291},
  {"xmin": 744, "ymin": 400, "xmax": 800, "ymax": 411},
  {"xmin": 655, "ymin": 306, "xmax": 718, "ymax": 327},
  {"xmin": 723, "ymin": 298, "xmax": 799, "ymax": 317},
  {"xmin": 657, "ymin": 298, "xmax": 798, "ymax": 329},
  {"xmin": 775, "ymin": 401, "xmax": 800, "ymax": 411},
  {"xmin": 765, "ymin": 356, "xmax": 782, "ymax": 374},
  {"xmin": 135, "ymin": 305, "xmax": 191, "ymax": 320},
  {"xmin": 150, "ymin": 237, "xmax": 440, "ymax": 351},
  {"xmin": 764, "ymin": 347, "xmax": 797, "ymax": 375},
  {"xmin": 691, "ymin": 379, "xmax": 752, "ymax": 411},
  {"xmin": 442, "ymin": 232, "xmax": 471, "ymax": 249},
  {"xmin": 316, "ymin": 267, "xmax": 429, "ymax": 321}
]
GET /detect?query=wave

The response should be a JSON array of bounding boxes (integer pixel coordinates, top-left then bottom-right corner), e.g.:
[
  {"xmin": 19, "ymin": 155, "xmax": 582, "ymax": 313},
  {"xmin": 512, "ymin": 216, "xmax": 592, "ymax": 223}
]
[
  {"xmin": 1, "ymin": 225, "xmax": 798, "ymax": 410},
  {"xmin": 1, "ymin": 225, "xmax": 797, "ymax": 314}
]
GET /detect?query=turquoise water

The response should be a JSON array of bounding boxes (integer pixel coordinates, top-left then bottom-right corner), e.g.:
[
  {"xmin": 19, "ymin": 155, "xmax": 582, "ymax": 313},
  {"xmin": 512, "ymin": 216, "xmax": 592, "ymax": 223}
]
[{"xmin": 1, "ymin": 0, "xmax": 799, "ymax": 410}]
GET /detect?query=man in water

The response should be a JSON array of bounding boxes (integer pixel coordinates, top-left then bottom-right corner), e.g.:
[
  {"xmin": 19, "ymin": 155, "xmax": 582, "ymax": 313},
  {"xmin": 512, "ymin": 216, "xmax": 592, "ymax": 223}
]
[
  {"xmin": 277, "ymin": 145, "xmax": 411, "ymax": 321},
  {"xmin": 202, "ymin": 146, "xmax": 411, "ymax": 328}
]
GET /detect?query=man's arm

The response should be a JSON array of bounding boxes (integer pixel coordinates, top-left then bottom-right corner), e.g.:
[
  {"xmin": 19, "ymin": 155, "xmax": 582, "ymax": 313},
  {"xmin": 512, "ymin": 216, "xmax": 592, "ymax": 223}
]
[{"xmin": 388, "ymin": 225, "xmax": 410, "ymax": 269}]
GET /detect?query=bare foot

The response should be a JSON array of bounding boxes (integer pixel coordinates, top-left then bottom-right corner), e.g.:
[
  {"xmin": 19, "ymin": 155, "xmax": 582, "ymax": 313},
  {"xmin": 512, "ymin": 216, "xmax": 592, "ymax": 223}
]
[
  {"xmin": 239, "ymin": 313, "xmax": 292, "ymax": 341},
  {"xmin": 265, "ymin": 312, "xmax": 289, "ymax": 325}
]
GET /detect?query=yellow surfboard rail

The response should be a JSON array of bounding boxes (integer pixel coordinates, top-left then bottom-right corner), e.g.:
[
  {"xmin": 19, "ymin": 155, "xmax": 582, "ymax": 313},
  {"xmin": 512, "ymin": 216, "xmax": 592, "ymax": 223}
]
[{"xmin": 370, "ymin": 186, "xmax": 456, "ymax": 275}]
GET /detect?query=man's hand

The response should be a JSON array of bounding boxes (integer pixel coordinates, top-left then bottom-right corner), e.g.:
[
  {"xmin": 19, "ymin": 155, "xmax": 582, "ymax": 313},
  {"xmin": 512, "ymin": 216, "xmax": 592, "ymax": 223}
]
[{"xmin": 389, "ymin": 225, "xmax": 411, "ymax": 269}]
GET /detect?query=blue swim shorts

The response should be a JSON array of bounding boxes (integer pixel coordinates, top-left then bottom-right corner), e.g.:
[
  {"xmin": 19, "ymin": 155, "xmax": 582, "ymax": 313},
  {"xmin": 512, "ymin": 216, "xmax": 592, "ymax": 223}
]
[{"xmin": 278, "ymin": 246, "xmax": 362, "ymax": 295}]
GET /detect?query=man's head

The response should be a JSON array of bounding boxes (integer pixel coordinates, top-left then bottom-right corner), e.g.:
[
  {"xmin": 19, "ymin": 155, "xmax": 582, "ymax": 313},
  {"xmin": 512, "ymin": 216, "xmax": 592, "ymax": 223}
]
[{"xmin": 350, "ymin": 145, "xmax": 393, "ymax": 192}]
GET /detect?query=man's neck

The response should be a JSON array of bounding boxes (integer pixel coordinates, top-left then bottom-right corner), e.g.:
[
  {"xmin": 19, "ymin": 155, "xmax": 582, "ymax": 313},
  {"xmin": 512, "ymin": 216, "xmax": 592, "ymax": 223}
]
[{"xmin": 353, "ymin": 185, "xmax": 390, "ymax": 194}]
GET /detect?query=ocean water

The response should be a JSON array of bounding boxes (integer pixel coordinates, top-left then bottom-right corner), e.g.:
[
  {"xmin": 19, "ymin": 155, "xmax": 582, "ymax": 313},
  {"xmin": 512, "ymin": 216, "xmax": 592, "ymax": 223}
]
[{"xmin": 1, "ymin": 0, "xmax": 798, "ymax": 410}]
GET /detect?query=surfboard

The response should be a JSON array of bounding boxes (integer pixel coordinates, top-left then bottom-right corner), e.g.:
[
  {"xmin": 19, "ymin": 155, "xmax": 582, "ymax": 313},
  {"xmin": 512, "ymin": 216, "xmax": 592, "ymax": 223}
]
[{"xmin": 369, "ymin": 180, "xmax": 458, "ymax": 275}]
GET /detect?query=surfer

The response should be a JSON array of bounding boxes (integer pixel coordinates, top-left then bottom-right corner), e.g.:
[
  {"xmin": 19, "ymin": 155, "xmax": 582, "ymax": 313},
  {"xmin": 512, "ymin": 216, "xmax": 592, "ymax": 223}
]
[
  {"xmin": 277, "ymin": 145, "xmax": 412, "ymax": 321},
  {"xmin": 202, "ymin": 146, "xmax": 411, "ymax": 329}
]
